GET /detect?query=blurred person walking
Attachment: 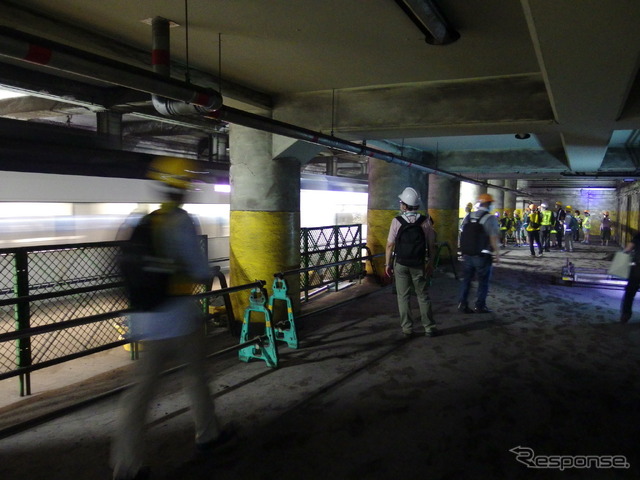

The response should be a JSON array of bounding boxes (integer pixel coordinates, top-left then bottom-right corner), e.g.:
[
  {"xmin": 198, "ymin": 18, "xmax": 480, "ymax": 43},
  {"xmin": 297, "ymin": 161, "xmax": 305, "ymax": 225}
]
[{"xmin": 111, "ymin": 157, "xmax": 234, "ymax": 480}]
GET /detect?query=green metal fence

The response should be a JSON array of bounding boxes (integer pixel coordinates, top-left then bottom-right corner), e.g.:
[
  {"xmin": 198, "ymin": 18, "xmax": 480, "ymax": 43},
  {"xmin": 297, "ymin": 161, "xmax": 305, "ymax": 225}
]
[
  {"xmin": 0, "ymin": 225, "xmax": 366, "ymax": 396},
  {"xmin": 300, "ymin": 224, "xmax": 364, "ymax": 301},
  {"xmin": 0, "ymin": 242, "xmax": 129, "ymax": 395}
]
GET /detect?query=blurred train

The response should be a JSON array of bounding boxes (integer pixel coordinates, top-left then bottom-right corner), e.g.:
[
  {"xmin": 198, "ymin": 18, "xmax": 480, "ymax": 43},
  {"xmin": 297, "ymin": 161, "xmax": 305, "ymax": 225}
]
[{"xmin": 0, "ymin": 171, "xmax": 368, "ymax": 261}]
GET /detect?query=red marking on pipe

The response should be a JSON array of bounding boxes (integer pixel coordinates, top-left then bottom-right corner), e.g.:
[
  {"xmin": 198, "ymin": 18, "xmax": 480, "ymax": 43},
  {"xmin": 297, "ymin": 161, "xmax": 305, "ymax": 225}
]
[
  {"xmin": 151, "ymin": 50, "xmax": 170, "ymax": 66},
  {"xmin": 311, "ymin": 135, "xmax": 319, "ymax": 142},
  {"xmin": 25, "ymin": 44, "xmax": 52, "ymax": 65},
  {"xmin": 193, "ymin": 92, "xmax": 211, "ymax": 106}
]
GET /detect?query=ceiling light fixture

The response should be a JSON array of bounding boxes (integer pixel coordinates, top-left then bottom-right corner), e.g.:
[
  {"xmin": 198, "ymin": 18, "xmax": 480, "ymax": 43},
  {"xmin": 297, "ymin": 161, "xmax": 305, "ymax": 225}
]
[
  {"xmin": 394, "ymin": 0, "xmax": 459, "ymax": 45},
  {"xmin": 515, "ymin": 133, "xmax": 531, "ymax": 140}
]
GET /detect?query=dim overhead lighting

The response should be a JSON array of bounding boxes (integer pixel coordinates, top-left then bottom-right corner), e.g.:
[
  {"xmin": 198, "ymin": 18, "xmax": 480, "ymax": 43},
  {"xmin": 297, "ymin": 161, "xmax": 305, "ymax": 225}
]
[{"xmin": 515, "ymin": 133, "xmax": 531, "ymax": 140}]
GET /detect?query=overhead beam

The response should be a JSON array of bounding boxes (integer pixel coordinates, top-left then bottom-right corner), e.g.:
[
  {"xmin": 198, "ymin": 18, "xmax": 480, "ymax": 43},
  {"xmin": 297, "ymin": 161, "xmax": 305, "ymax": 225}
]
[
  {"xmin": 275, "ymin": 73, "xmax": 554, "ymax": 139},
  {"xmin": 521, "ymin": 0, "xmax": 640, "ymax": 172}
]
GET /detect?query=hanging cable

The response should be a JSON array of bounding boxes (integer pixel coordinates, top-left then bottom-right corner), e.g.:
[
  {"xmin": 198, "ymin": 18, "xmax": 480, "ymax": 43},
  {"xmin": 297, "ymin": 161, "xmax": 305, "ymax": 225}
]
[
  {"xmin": 218, "ymin": 33, "xmax": 222, "ymax": 96},
  {"xmin": 184, "ymin": 0, "xmax": 191, "ymax": 84},
  {"xmin": 331, "ymin": 89, "xmax": 336, "ymax": 137}
]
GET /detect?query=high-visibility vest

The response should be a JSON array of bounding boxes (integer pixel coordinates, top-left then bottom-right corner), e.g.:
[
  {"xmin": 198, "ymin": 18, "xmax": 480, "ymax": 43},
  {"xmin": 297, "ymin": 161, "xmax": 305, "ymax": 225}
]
[
  {"xmin": 526, "ymin": 212, "xmax": 542, "ymax": 231},
  {"xmin": 541, "ymin": 210, "xmax": 554, "ymax": 226}
]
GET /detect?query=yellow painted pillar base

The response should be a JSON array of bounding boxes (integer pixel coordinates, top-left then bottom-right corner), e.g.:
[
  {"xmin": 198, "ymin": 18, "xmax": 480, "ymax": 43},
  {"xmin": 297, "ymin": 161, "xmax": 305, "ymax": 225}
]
[
  {"xmin": 229, "ymin": 210, "xmax": 300, "ymax": 324},
  {"xmin": 428, "ymin": 208, "xmax": 460, "ymax": 261},
  {"xmin": 367, "ymin": 209, "xmax": 401, "ymax": 276}
]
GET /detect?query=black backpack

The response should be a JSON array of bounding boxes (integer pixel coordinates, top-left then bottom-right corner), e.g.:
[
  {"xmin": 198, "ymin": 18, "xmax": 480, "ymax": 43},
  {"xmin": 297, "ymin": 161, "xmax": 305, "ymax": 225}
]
[
  {"xmin": 393, "ymin": 215, "xmax": 428, "ymax": 267},
  {"xmin": 119, "ymin": 211, "xmax": 175, "ymax": 311},
  {"xmin": 459, "ymin": 211, "xmax": 490, "ymax": 255}
]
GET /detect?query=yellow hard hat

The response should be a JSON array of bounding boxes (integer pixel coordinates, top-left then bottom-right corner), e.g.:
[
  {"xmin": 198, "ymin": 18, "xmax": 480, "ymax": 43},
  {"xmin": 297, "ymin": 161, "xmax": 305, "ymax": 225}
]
[
  {"xmin": 147, "ymin": 156, "xmax": 199, "ymax": 191},
  {"xmin": 565, "ymin": 205, "xmax": 572, "ymax": 211}
]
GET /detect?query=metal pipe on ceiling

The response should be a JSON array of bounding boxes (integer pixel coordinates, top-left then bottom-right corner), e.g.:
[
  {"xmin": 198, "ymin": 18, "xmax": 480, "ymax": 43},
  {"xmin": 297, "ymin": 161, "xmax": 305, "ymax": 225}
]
[
  {"xmin": 0, "ymin": 24, "xmax": 528, "ymax": 196},
  {"xmin": 0, "ymin": 26, "xmax": 222, "ymax": 110}
]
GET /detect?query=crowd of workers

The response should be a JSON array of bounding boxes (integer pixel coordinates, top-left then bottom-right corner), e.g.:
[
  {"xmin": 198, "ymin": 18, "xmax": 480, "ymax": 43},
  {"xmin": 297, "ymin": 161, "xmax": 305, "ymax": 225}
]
[{"xmin": 484, "ymin": 202, "xmax": 614, "ymax": 254}]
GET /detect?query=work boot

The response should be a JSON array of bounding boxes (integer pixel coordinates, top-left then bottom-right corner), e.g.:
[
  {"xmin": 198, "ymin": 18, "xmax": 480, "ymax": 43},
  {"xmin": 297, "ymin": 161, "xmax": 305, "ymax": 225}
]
[
  {"xmin": 457, "ymin": 302, "xmax": 474, "ymax": 314},
  {"xmin": 114, "ymin": 466, "xmax": 150, "ymax": 480},
  {"xmin": 425, "ymin": 328, "xmax": 440, "ymax": 337},
  {"xmin": 474, "ymin": 306, "xmax": 492, "ymax": 314},
  {"xmin": 196, "ymin": 424, "xmax": 239, "ymax": 455}
]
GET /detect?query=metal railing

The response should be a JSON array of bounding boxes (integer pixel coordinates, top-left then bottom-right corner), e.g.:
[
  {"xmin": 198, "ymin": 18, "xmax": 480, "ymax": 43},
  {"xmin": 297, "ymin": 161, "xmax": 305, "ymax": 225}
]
[
  {"xmin": 0, "ymin": 224, "xmax": 378, "ymax": 396},
  {"xmin": 300, "ymin": 224, "xmax": 365, "ymax": 301},
  {"xmin": 0, "ymin": 238, "xmax": 241, "ymax": 396},
  {"xmin": 0, "ymin": 242, "xmax": 128, "ymax": 396}
]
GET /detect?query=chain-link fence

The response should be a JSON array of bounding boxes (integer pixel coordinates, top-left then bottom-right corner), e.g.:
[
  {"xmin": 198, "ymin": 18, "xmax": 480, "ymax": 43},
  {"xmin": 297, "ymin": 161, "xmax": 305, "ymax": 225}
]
[
  {"xmin": 0, "ymin": 225, "xmax": 363, "ymax": 396},
  {"xmin": 0, "ymin": 242, "xmax": 132, "ymax": 395},
  {"xmin": 300, "ymin": 224, "xmax": 364, "ymax": 301}
]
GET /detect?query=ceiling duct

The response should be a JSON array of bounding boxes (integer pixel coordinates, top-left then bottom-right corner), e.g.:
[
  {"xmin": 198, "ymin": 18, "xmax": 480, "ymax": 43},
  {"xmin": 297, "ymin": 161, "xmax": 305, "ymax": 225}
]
[{"xmin": 394, "ymin": 0, "xmax": 459, "ymax": 45}]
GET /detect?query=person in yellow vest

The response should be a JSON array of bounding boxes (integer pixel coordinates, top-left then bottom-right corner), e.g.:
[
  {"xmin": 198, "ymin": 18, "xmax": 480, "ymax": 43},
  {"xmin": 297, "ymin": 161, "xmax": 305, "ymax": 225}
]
[
  {"xmin": 539, "ymin": 203, "xmax": 555, "ymax": 252},
  {"xmin": 521, "ymin": 206, "xmax": 531, "ymax": 245},
  {"xmin": 513, "ymin": 209, "xmax": 523, "ymax": 247},
  {"xmin": 582, "ymin": 211, "xmax": 592, "ymax": 244},
  {"xmin": 526, "ymin": 204, "xmax": 543, "ymax": 257},
  {"xmin": 498, "ymin": 210, "xmax": 511, "ymax": 247}
]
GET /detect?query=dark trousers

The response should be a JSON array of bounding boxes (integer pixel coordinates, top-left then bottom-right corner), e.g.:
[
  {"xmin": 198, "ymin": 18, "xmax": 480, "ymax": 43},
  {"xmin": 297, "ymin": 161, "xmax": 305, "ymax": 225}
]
[
  {"xmin": 622, "ymin": 264, "xmax": 640, "ymax": 316},
  {"xmin": 458, "ymin": 254, "xmax": 493, "ymax": 309},
  {"xmin": 528, "ymin": 230, "xmax": 542, "ymax": 255},
  {"xmin": 556, "ymin": 227, "xmax": 564, "ymax": 249},
  {"xmin": 540, "ymin": 226, "xmax": 551, "ymax": 251}
]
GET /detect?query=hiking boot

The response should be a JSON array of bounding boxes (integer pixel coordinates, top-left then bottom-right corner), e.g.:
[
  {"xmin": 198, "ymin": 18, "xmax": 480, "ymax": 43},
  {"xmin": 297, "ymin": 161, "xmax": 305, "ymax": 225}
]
[
  {"xmin": 474, "ymin": 306, "xmax": 492, "ymax": 314},
  {"xmin": 457, "ymin": 303, "xmax": 474, "ymax": 314},
  {"xmin": 196, "ymin": 424, "xmax": 239, "ymax": 455},
  {"xmin": 114, "ymin": 466, "xmax": 150, "ymax": 480}
]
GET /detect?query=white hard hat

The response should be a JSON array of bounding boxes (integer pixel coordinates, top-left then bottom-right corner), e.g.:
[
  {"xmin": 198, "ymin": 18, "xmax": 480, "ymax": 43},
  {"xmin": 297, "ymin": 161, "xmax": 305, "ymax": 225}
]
[
  {"xmin": 398, "ymin": 187, "xmax": 420, "ymax": 207},
  {"xmin": 540, "ymin": 203, "xmax": 548, "ymax": 208}
]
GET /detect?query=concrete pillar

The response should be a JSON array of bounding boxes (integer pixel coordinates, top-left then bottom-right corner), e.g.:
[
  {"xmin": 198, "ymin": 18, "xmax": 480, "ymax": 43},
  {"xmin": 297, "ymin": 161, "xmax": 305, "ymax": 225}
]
[
  {"xmin": 516, "ymin": 179, "xmax": 531, "ymax": 212},
  {"xmin": 428, "ymin": 175, "xmax": 460, "ymax": 259},
  {"xmin": 229, "ymin": 124, "xmax": 301, "ymax": 320},
  {"xmin": 503, "ymin": 179, "xmax": 517, "ymax": 214},
  {"xmin": 488, "ymin": 180, "xmax": 505, "ymax": 212},
  {"xmin": 459, "ymin": 182, "xmax": 482, "ymax": 217},
  {"xmin": 96, "ymin": 111, "xmax": 122, "ymax": 149},
  {"xmin": 367, "ymin": 160, "xmax": 428, "ymax": 275}
]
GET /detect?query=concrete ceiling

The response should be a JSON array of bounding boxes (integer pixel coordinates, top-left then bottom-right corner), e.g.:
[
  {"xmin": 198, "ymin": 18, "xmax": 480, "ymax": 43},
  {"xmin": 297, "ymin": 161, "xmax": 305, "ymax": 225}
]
[{"xmin": 0, "ymin": 0, "xmax": 640, "ymax": 188}]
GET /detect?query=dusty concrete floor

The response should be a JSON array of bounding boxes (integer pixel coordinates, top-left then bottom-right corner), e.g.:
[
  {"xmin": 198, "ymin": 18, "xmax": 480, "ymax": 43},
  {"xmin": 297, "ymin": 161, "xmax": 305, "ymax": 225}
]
[{"xmin": 1, "ymin": 241, "xmax": 639, "ymax": 480}]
